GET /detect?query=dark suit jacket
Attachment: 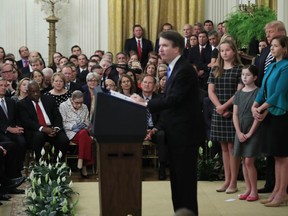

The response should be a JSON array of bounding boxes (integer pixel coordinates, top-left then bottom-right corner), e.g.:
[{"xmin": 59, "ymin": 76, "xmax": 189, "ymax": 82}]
[
  {"xmin": 76, "ymin": 68, "xmax": 89, "ymax": 86},
  {"xmin": 188, "ymin": 44, "xmax": 212, "ymax": 70},
  {"xmin": 147, "ymin": 55, "xmax": 204, "ymax": 214},
  {"xmin": 16, "ymin": 60, "xmax": 24, "ymax": 70},
  {"xmin": 139, "ymin": 92, "xmax": 162, "ymax": 128},
  {"xmin": 0, "ymin": 97, "xmax": 19, "ymax": 133},
  {"xmin": 148, "ymin": 56, "xmax": 204, "ymax": 144},
  {"xmin": 124, "ymin": 37, "xmax": 153, "ymax": 67},
  {"xmin": 255, "ymin": 45, "xmax": 271, "ymax": 87},
  {"xmin": 17, "ymin": 95, "xmax": 64, "ymax": 132},
  {"xmin": 69, "ymin": 82, "xmax": 84, "ymax": 92}
]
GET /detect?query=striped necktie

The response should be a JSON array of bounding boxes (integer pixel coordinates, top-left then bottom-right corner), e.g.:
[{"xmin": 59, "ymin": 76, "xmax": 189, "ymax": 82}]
[
  {"xmin": 1, "ymin": 99, "xmax": 8, "ymax": 118},
  {"xmin": 264, "ymin": 52, "xmax": 274, "ymax": 73},
  {"xmin": 146, "ymin": 97, "xmax": 153, "ymax": 128}
]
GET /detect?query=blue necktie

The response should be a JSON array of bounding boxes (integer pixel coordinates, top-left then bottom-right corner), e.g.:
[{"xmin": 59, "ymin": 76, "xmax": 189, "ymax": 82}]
[
  {"xmin": 1, "ymin": 99, "xmax": 8, "ymax": 118},
  {"xmin": 167, "ymin": 66, "xmax": 171, "ymax": 79}
]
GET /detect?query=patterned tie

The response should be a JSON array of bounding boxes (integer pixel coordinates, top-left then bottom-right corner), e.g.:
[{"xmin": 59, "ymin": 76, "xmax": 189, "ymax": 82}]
[
  {"xmin": 167, "ymin": 66, "xmax": 171, "ymax": 80},
  {"xmin": 146, "ymin": 97, "xmax": 153, "ymax": 128},
  {"xmin": 137, "ymin": 39, "xmax": 142, "ymax": 61},
  {"xmin": 264, "ymin": 52, "xmax": 274, "ymax": 73},
  {"xmin": 35, "ymin": 101, "xmax": 47, "ymax": 127},
  {"xmin": 1, "ymin": 99, "xmax": 8, "ymax": 118}
]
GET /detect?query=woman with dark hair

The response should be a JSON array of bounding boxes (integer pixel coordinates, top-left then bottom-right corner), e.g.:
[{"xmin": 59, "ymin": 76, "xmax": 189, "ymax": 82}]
[
  {"xmin": 49, "ymin": 52, "xmax": 63, "ymax": 72},
  {"xmin": 117, "ymin": 74, "xmax": 135, "ymax": 96},
  {"xmin": 30, "ymin": 70, "xmax": 48, "ymax": 94},
  {"xmin": 0, "ymin": 47, "xmax": 6, "ymax": 68}
]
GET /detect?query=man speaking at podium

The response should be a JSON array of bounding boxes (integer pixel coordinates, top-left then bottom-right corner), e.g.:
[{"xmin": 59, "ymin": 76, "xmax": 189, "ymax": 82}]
[{"xmin": 131, "ymin": 30, "xmax": 204, "ymax": 216}]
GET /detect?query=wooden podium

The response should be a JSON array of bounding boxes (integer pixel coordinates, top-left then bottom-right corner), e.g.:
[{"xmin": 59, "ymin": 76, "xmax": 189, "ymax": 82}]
[{"xmin": 93, "ymin": 93, "xmax": 147, "ymax": 216}]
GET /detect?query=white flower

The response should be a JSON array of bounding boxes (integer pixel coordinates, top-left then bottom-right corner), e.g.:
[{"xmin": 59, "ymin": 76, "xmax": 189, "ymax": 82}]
[
  {"xmin": 32, "ymin": 191, "xmax": 37, "ymax": 200},
  {"xmin": 49, "ymin": 178, "xmax": 52, "ymax": 185},
  {"xmin": 37, "ymin": 178, "xmax": 41, "ymax": 185},
  {"xmin": 57, "ymin": 177, "xmax": 61, "ymax": 184},
  {"xmin": 198, "ymin": 146, "xmax": 203, "ymax": 156},
  {"xmin": 48, "ymin": 163, "xmax": 52, "ymax": 170},
  {"xmin": 29, "ymin": 170, "xmax": 34, "ymax": 179},
  {"xmin": 62, "ymin": 176, "xmax": 66, "ymax": 182},
  {"xmin": 69, "ymin": 180, "xmax": 73, "ymax": 188},
  {"xmin": 69, "ymin": 169, "xmax": 72, "ymax": 176},
  {"xmin": 58, "ymin": 151, "xmax": 63, "ymax": 159},
  {"xmin": 208, "ymin": 140, "xmax": 213, "ymax": 148},
  {"xmin": 41, "ymin": 148, "xmax": 45, "ymax": 156}
]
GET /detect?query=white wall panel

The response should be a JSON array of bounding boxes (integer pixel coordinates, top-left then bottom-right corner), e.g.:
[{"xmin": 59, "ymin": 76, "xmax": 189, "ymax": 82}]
[{"xmin": 0, "ymin": 0, "xmax": 108, "ymax": 64}]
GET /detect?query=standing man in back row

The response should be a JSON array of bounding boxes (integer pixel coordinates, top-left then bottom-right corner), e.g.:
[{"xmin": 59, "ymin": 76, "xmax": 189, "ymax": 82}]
[
  {"xmin": 124, "ymin": 24, "xmax": 153, "ymax": 68},
  {"xmin": 131, "ymin": 30, "xmax": 204, "ymax": 216}
]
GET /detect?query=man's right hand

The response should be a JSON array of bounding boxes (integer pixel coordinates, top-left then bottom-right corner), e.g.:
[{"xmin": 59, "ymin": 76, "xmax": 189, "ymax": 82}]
[{"xmin": 42, "ymin": 127, "xmax": 56, "ymax": 137}]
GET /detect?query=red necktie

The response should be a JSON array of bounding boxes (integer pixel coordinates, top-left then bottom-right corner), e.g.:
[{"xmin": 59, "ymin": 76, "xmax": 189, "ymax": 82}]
[
  {"xmin": 137, "ymin": 39, "xmax": 142, "ymax": 61},
  {"xmin": 200, "ymin": 46, "xmax": 203, "ymax": 55},
  {"xmin": 24, "ymin": 60, "xmax": 28, "ymax": 67},
  {"xmin": 35, "ymin": 101, "xmax": 47, "ymax": 127}
]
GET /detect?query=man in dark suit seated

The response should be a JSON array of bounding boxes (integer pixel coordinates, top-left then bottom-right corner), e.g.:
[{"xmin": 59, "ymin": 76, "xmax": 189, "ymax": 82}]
[
  {"xmin": 62, "ymin": 65, "xmax": 83, "ymax": 92},
  {"xmin": 139, "ymin": 75, "xmax": 168, "ymax": 180},
  {"xmin": 0, "ymin": 77, "xmax": 26, "ymax": 177},
  {"xmin": 17, "ymin": 81, "xmax": 69, "ymax": 162},
  {"xmin": 124, "ymin": 24, "xmax": 153, "ymax": 68}
]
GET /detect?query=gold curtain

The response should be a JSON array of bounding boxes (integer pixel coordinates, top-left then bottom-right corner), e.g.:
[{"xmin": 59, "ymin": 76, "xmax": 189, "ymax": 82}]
[
  {"xmin": 108, "ymin": 0, "xmax": 204, "ymax": 58},
  {"xmin": 256, "ymin": 0, "xmax": 277, "ymax": 11}
]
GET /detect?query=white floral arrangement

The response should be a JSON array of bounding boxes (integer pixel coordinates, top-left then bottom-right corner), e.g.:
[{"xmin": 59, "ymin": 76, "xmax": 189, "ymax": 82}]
[
  {"xmin": 25, "ymin": 147, "xmax": 78, "ymax": 216},
  {"xmin": 35, "ymin": 0, "xmax": 69, "ymax": 16}
]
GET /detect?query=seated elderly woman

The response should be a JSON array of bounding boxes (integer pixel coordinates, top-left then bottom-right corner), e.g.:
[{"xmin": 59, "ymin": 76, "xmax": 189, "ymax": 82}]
[{"xmin": 59, "ymin": 90, "xmax": 94, "ymax": 178}]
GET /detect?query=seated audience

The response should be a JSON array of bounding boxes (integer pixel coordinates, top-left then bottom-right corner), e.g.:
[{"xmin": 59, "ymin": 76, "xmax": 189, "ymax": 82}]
[
  {"xmin": 83, "ymin": 73, "xmax": 101, "ymax": 121},
  {"xmin": 105, "ymin": 78, "xmax": 117, "ymax": 91},
  {"xmin": 117, "ymin": 74, "xmax": 135, "ymax": 96},
  {"xmin": 11, "ymin": 77, "xmax": 29, "ymax": 102},
  {"xmin": 140, "ymin": 75, "xmax": 167, "ymax": 180},
  {"xmin": 45, "ymin": 72, "xmax": 72, "ymax": 107},
  {"xmin": 59, "ymin": 90, "xmax": 94, "ymax": 178},
  {"xmin": 17, "ymin": 81, "xmax": 69, "ymax": 162},
  {"xmin": 0, "ymin": 77, "xmax": 27, "ymax": 178},
  {"xmin": 62, "ymin": 65, "xmax": 83, "ymax": 92},
  {"xmin": 30, "ymin": 70, "xmax": 50, "ymax": 94},
  {"xmin": 1, "ymin": 63, "xmax": 17, "ymax": 97}
]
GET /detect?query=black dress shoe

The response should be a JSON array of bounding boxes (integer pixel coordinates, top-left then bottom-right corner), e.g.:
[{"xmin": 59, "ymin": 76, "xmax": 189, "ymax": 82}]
[
  {"xmin": 79, "ymin": 169, "xmax": 89, "ymax": 178},
  {"xmin": 158, "ymin": 168, "xmax": 167, "ymax": 180},
  {"xmin": 0, "ymin": 177, "xmax": 25, "ymax": 193},
  {"xmin": 0, "ymin": 194, "xmax": 11, "ymax": 201},
  {"xmin": 8, "ymin": 188, "xmax": 25, "ymax": 194},
  {"xmin": 258, "ymin": 187, "xmax": 273, "ymax": 193}
]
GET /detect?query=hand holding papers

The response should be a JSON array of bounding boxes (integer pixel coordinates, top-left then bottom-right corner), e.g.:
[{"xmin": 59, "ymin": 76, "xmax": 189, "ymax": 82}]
[{"xmin": 130, "ymin": 94, "xmax": 147, "ymax": 107}]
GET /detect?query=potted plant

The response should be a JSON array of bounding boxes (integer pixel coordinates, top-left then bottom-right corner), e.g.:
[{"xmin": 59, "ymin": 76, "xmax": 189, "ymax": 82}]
[
  {"xmin": 197, "ymin": 140, "xmax": 222, "ymax": 181},
  {"xmin": 25, "ymin": 147, "xmax": 79, "ymax": 216},
  {"xmin": 226, "ymin": 4, "xmax": 277, "ymax": 51}
]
